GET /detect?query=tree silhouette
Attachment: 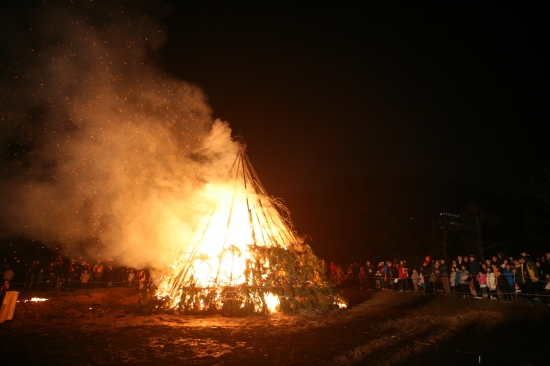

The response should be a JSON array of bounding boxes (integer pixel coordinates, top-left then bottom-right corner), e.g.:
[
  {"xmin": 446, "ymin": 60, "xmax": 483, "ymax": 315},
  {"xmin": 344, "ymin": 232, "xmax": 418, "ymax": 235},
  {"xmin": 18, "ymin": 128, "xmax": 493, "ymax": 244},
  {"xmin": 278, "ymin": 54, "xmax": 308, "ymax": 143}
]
[{"xmin": 460, "ymin": 202, "xmax": 498, "ymax": 261}]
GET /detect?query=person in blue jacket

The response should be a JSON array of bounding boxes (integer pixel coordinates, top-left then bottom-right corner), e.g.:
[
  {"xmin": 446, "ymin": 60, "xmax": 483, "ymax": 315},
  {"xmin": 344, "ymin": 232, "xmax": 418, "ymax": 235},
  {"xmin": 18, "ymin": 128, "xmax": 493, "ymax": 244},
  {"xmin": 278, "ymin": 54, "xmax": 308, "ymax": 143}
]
[{"xmin": 502, "ymin": 262, "xmax": 515, "ymax": 301}]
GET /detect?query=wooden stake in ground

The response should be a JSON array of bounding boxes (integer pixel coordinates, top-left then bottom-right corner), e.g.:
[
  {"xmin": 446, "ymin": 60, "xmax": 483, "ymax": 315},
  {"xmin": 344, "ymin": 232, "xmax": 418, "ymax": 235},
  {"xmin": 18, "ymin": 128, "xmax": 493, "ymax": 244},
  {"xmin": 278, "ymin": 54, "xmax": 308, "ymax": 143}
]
[{"xmin": 0, "ymin": 291, "xmax": 19, "ymax": 323}]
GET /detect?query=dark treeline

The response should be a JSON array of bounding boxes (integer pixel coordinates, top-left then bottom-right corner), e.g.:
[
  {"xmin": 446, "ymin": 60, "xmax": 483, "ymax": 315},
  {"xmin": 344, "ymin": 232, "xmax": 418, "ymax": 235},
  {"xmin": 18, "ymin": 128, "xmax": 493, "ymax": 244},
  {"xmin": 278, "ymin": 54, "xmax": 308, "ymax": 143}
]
[{"xmin": 282, "ymin": 168, "xmax": 547, "ymax": 267}]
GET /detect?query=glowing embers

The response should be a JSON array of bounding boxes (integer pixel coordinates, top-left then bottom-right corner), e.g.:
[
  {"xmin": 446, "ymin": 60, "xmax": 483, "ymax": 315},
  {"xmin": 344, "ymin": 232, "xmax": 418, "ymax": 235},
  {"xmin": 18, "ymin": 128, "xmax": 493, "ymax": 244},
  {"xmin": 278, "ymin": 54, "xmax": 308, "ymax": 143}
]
[{"xmin": 27, "ymin": 298, "xmax": 48, "ymax": 302}]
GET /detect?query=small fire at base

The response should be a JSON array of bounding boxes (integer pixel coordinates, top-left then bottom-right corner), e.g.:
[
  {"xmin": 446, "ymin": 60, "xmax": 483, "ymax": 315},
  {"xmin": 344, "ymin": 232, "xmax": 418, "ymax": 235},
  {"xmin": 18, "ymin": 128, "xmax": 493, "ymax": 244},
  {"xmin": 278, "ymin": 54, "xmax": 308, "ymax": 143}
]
[{"xmin": 28, "ymin": 298, "xmax": 48, "ymax": 302}]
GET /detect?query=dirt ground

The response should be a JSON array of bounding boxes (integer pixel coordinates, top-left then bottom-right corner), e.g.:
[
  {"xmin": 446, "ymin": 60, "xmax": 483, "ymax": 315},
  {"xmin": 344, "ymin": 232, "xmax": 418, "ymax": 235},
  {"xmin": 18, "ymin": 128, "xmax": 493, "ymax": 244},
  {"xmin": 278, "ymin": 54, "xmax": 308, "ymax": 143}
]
[{"xmin": 1, "ymin": 287, "xmax": 548, "ymax": 365}]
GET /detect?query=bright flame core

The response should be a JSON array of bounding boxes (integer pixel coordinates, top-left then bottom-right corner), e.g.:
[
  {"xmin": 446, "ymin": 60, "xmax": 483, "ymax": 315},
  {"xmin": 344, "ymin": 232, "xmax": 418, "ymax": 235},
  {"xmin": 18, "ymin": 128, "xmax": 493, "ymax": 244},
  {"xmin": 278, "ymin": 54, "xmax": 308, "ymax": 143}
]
[{"xmin": 156, "ymin": 180, "xmax": 292, "ymax": 312}]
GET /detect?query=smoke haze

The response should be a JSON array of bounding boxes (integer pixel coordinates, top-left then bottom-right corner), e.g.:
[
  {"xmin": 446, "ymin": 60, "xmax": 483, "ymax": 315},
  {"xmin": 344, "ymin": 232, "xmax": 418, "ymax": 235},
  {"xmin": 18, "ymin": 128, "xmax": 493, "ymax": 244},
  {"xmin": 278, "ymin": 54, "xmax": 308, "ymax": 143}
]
[{"xmin": 0, "ymin": 0, "xmax": 239, "ymax": 268}]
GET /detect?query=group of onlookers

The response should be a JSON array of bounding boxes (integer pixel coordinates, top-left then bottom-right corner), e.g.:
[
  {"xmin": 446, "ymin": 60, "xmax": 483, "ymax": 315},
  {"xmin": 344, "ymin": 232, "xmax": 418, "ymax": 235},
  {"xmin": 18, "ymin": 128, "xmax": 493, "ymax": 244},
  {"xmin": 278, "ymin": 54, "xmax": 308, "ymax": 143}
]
[
  {"xmin": 328, "ymin": 251, "xmax": 550, "ymax": 305},
  {"xmin": 0, "ymin": 255, "xmax": 149, "ymax": 291}
]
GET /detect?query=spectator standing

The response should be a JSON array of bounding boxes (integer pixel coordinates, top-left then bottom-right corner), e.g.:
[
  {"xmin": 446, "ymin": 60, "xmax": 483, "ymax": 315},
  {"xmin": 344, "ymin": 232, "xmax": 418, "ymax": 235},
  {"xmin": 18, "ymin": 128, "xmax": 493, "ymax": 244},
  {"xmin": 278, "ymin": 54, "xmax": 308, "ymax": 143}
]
[
  {"xmin": 365, "ymin": 261, "xmax": 374, "ymax": 273},
  {"xmin": 503, "ymin": 263, "xmax": 516, "ymax": 301},
  {"xmin": 26, "ymin": 260, "xmax": 38, "ymax": 288},
  {"xmin": 500, "ymin": 258, "xmax": 509, "ymax": 269},
  {"xmin": 3, "ymin": 266, "xmax": 14, "ymax": 285},
  {"xmin": 386, "ymin": 262, "xmax": 398, "ymax": 291},
  {"xmin": 440, "ymin": 259, "xmax": 450, "ymax": 293},
  {"xmin": 128, "ymin": 269, "xmax": 136, "ymax": 288},
  {"xmin": 80, "ymin": 269, "xmax": 90, "ymax": 289},
  {"xmin": 358, "ymin": 267, "xmax": 367, "ymax": 289},
  {"xmin": 456, "ymin": 255, "xmax": 465, "ymax": 270},
  {"xmin": 420, "ymin": 261, "xmax": 432, "ymax": 293},
  {"xmin": 478, "ymin": 271, "xmax": 488, "ymax": 299},
  {"xmin": 450, "ymin": 266, "xmax": 457, "ymax": 293},
  {"xmin": 93, "ymin": 260, "xmax": 104, "ymax": 288},
  {"xmin": 459, "ymin": 265, "xmax": 470, "ymax": 297},
  {"xmin": 69, "ymin": 267, "xmax": 80, "ymax": 289},
  {"xmin": 469, "ymin": 255, "xmax": 481, "ymax": 296},
  {"xmin": 496, "ymin": 253, "xmax": 505, "ymax": 267},
  {"xmin": 375, "ymin": 264, "xmax": 383, "ymax": 289},
  {"xmin": 525, "ymin": 256, "xmax": 539, "ymax": 304},
  {"xmin": 486, "ymin": 266, "xmax": 497, "ymax": 300},
  {"xmin": 47, "ymin": 262, "xmax": 55, "ymax": 277},
  {"xmin": 496, "ymin": 268, "xmax": 509, "ymax": 300},
  {"xmin": 381, "ymin": 261, "xmax": 389, "ymax": 291},
  {"xmin": 366, "ymin": 262, "xmax": 375, "ymax": 290},
  {"xmin": 419, "ymin": 271, "xmax": 425, "ymax": 291},
  {"xmin": 104, "ymin": 265, "xmax": 114, "ymax": 287},
  {"xmin": 53, "ymin": 259, "xmax": 63, "ymax": 280},
  {"xmin": 397, "ymin": 260, "xmax": 409, "ymax": 291},
  {"xmin": 463, "ymin": 256, "xmax": 470, "ymax": 271},
  {"xmin": 36, "ymin": 269, "xmax": 44, "ymax": 289},
  {"xmin": 410, "ymin": 269, "xmax": 419, "ymax": 292},
  {"xmin": 337, "ymin": 265, "xmax": 345, "ymax": 285},
  {"xmin": 346, "ymin": 265, "xmax": 354, "ymax": 280},
  {"xmin": 515, "ymin": 257, "xmax": 528, "ymax": 303}
]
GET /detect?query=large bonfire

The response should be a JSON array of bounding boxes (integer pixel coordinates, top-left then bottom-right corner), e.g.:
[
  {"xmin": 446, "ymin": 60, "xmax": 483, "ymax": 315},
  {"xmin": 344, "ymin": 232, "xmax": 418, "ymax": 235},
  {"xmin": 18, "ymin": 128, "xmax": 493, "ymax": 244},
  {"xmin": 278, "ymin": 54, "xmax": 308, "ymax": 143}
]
[{"xmin": 154, "ymin": 143, "xmax": 344, "ymax": 315}]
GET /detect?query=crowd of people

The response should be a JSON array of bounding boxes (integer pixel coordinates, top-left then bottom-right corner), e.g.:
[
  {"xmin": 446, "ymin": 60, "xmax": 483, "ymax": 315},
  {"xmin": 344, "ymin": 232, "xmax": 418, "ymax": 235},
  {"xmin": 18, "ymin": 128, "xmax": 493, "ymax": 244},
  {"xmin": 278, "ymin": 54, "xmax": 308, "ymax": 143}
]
[
  {"xmin": 328, "ymin": 251, "xmax": 550, "ymax": 305},
  {"xmin": 0, "ymin": 255, "xmax": 150, "ymax": 292},
  {"xmin": 3, "ymin": 251, "xmax": 550, "ymax": 308}
]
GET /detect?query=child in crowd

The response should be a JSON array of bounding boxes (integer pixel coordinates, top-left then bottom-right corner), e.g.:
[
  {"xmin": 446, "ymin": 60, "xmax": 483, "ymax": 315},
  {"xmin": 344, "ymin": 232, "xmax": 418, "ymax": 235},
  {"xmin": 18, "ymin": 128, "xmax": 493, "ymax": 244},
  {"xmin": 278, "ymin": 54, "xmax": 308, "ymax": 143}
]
[
  {"xmin": 411, "ymin": 269, "xmax": 419, "ymax": 292},
  {"xmin": 486, "ymin": 266, "xmax": 497, "ymax": 300},
  {"xmin": 419, "ymin": 271, "xmax": 425, "ymax": 291},
  {"xmin": 450, "ymin": 267, "xmax": 457, "ymax": 293},
  {"xmin": 459, "ymin": 265, "xmax": 470, "ymax": 297},
  {"xmin": 478, "ymin": 271, "xmax": 488, "ymax": 299}
]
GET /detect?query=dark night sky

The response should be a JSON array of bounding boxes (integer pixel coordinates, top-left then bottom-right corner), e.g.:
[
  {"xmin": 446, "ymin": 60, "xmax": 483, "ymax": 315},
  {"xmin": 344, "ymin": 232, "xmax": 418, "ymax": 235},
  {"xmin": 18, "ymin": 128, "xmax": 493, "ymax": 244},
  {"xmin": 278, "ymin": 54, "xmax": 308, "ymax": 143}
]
[
  {"xmin": 159, "ymin": 2, "xmax": 548, "ymax": 197},
  {"xmin": 0, "ymin": 1, "xmax": 548, "ymax": 264}
]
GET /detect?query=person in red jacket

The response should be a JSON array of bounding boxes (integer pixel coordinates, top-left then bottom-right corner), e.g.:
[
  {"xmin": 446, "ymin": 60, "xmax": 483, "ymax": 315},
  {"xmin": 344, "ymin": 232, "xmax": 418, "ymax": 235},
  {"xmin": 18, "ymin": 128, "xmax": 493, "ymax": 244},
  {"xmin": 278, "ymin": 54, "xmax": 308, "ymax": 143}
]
[{"xmin": 396, "ymin": 260, "xmax": 409, "ymax": 291}]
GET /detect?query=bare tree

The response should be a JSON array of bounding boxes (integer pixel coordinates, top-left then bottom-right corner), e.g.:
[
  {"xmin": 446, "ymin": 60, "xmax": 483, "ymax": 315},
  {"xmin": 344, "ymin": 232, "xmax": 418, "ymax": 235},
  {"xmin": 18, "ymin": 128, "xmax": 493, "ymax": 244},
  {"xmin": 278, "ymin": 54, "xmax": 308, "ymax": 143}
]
[
  {"xmin": 527, "ymin": 164, "xmax": 550, "ymax": 244},
  {"xmin": 437, "ymin": 211, "xmax": 461, "ymax": 261},
  {"xmin": 460, "ymin": 202, "xmax": 498, "ymax": 262}
]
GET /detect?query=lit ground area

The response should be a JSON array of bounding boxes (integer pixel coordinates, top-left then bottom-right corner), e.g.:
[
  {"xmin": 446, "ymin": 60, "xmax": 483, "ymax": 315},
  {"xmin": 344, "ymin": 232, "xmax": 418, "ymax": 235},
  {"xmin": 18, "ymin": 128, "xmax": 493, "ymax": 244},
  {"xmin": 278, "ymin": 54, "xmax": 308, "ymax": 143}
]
[{"xmin": 1, "ymin": 288, "xmax": 548, "ymax": 365}]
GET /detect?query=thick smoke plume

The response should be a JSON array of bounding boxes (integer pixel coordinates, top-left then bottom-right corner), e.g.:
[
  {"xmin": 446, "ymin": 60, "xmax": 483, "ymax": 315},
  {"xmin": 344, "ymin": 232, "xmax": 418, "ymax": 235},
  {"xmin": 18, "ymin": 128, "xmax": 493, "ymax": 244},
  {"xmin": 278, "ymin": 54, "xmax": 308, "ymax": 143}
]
[{"xmin": 0, "ymin": 0, "xmax": 238, "ymax": 268}]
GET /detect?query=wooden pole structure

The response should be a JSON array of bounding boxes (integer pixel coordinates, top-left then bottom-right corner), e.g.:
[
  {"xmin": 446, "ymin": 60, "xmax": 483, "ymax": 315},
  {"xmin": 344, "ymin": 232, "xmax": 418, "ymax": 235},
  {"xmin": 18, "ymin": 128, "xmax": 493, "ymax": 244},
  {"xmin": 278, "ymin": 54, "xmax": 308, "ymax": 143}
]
[{"xmin": 0, "ymin": 291, "xmax": 19, "ymax": 323}]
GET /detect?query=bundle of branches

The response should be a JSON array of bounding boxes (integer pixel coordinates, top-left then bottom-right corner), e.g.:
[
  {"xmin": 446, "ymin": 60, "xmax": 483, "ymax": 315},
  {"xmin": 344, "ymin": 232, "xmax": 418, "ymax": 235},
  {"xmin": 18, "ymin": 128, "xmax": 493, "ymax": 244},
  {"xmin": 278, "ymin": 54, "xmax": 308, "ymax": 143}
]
[{"xmin": 153, "ymin": 245, "xmax": 345, "ymax": 316}]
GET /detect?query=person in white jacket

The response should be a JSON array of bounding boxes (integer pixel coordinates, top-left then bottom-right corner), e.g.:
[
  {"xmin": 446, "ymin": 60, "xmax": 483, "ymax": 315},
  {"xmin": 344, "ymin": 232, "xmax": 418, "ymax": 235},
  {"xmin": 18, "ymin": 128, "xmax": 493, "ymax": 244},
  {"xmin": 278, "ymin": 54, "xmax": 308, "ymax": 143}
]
[{"xmin": 486, "ymin": 266, "xmax": 497, "ymax": 300}]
